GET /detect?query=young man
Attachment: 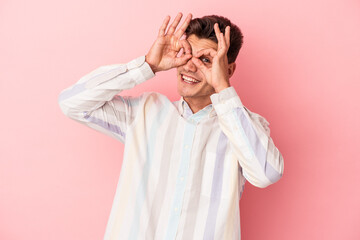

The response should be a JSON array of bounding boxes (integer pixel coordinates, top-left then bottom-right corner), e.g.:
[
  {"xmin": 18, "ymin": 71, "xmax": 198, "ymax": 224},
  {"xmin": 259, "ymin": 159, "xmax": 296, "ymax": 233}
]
[{"xmin": 58, "ymin": 13, "xmax": 284, "ymax": 240}]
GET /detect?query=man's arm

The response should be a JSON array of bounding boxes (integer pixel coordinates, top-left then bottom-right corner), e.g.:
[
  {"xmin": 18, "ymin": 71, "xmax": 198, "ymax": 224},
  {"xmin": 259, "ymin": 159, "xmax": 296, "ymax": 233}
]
[
  {"xmin": 58, "ymin": 13, "xmax": 193, "ymax": 143},
  {"xmin": 192, "ymin": 23, "xmax": 284, "ymax": 188},
  {"xmin": 58, "ymin": 56, "xmax": 155, "ymax": 143},
  {"xmin": 210, "ymin": 87, "xmax": 284, "ymax": 188}
]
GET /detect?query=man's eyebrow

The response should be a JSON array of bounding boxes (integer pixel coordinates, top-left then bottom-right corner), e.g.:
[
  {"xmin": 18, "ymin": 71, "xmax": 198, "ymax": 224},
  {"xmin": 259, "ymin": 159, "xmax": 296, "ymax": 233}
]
[{"xmin": 197, "ymin": 53, "xmax": 213, "ymax": 58}]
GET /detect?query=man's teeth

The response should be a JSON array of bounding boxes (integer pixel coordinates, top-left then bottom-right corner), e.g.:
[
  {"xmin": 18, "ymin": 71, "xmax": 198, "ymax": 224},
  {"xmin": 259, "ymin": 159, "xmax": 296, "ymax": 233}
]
[{"xmin": 183, "ymin": 75, "xmax": 200, "ymax": 83}]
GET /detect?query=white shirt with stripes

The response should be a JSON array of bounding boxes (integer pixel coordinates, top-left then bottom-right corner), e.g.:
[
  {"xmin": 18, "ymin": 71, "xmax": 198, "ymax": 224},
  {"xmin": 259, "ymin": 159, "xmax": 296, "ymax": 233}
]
[{"xmin": 58, "ymin": 55, "xmax": 284, "ymax": 240}]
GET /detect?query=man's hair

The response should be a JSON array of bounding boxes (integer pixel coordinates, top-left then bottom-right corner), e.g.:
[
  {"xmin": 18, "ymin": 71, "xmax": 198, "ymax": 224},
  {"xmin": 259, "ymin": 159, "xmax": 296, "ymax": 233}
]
[{"xmin": 185, "ymin": 15, "xmax": 244, "ymax": 63}]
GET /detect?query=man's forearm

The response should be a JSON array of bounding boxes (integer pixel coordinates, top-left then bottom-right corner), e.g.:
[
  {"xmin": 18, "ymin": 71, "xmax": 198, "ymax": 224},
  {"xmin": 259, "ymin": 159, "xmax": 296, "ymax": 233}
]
[
  {"xmin": 210, "ymin": 87, "xmax": 284, "ymax": 188},
  {"xmin": 58, "ymin": 55, "xmax": 155, "ymax": 120}
]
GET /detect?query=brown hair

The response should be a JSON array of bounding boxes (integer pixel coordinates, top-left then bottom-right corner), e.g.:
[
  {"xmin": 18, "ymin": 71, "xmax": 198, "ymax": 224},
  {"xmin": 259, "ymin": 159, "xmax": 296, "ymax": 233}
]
[{"xmin": 185, "ymin": 15, "xmax": 244, "ymax": 63}]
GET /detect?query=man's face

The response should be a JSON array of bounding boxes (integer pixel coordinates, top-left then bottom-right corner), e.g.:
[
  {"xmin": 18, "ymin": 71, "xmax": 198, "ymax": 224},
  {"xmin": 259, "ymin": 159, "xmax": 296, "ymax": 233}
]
[{"xmin": 176, "ymin": 34, "xmax": 218, "ymax": 101}]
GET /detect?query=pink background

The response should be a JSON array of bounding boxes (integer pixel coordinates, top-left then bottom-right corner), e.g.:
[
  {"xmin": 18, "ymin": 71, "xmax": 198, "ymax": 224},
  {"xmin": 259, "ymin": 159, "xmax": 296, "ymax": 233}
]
[{"xmin": 1, "ymin": 0, "xmax": 359, "ymax": 239}]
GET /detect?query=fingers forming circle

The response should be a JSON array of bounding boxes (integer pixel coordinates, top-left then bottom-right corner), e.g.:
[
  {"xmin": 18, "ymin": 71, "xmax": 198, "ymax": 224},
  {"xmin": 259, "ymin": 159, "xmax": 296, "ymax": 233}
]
[
  {"xmin": 194, "ymin": 48, "xmax": 217, "ymax": 58},
  {"xmin": 191, "ymin": 57, "xmax": 207, "ymax": 74},
  {"xmin": 180, "ymin": 39, "xmax": 192, "ymax": 55}
]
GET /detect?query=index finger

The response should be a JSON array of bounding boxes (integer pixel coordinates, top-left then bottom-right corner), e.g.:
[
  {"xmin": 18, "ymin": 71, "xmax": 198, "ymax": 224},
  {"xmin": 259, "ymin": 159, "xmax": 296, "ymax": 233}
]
[
  {"xmin": 174, "ymin": 13, "xmax": 193, "ymax": 38},
  {"xmin": 193, "ymin": 48, "xmax": 217, "ymax": 58},
  {"xmin": 180, "ymin": 39, "xmax": 192, "ymax": 55}
]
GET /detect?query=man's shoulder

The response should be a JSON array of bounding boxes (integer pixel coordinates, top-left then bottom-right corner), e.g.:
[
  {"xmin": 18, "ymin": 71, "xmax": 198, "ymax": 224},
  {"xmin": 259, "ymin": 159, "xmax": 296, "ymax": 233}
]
[
  {"xmin": 141, "ymin": 91, "xmax": 171, "ymax": 100},
  {"xmin": 134, "ymin": 91, "xmax": 177, "ymax": 108}
]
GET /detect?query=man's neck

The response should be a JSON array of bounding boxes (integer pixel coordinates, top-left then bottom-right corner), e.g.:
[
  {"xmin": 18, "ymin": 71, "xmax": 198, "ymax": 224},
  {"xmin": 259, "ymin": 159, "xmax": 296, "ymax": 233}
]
[{"xmin": 183, "ymin": 97, "xmax": 212, "ymax": 114}]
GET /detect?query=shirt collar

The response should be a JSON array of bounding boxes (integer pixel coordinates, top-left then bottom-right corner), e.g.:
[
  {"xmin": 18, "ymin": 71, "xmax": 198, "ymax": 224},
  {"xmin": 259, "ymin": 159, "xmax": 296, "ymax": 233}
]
[{"xmin": 178, "ymin": 97, "xmax": 217, "ymax": 120}]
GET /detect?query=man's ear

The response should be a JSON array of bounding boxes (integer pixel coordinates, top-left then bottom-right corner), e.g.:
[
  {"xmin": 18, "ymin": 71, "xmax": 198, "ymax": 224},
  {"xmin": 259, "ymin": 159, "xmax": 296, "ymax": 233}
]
[{"xmin": 228, "ymin": 62, "xmax": 236, "ymax": 79}]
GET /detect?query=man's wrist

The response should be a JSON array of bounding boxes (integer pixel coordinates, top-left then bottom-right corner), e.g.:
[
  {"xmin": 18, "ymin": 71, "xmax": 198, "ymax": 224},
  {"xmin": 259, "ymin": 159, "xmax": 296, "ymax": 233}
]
[
  {"xmin": 210, "ymin": 86, "xmax": 244, "ymax": 115},
  {"xmin": 129, "ymin": 56, "xmax": 156, "ymax": 84},
  {"xmin": 145, "ymin": 55, "xmax": 158, "ymax": 74},
  {"xmin": 214, "ymin": 83, "xmax": 231, "ymax": 93}
]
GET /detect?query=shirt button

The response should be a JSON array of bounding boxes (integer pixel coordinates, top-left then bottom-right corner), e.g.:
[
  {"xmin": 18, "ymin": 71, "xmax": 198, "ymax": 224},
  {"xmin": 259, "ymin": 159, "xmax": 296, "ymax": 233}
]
[
  {"xmin": 185, "ymin": 145, "xmax": 189, "ymax": 149},
  {"xmin": 180, "ymin": 177, "xmax": 184, "ymax": 181},
  {"xmin": 174, "ymin": 207, "xmax": 178, "ymax": 211}
]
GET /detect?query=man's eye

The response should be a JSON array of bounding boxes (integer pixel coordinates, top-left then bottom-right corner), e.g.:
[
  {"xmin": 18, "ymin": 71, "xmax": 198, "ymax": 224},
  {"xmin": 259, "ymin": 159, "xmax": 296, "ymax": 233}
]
[{"xmin": 201, "ymin": 57, "xmax": 211, "ymax": 63}]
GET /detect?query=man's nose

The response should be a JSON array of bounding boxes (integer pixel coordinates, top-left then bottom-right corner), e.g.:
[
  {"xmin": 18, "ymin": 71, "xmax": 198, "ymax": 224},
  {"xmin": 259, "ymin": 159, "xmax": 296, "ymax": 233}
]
[{"xmin": 183, "ymin": 57, "xmax": 197, "ymax": 72}]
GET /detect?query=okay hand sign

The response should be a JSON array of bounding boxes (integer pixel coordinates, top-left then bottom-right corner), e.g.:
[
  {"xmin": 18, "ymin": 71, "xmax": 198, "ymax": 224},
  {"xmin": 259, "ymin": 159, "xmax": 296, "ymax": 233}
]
[
  {"xmin": 192, "ymin": 23, "xmax": 233, "ymax": 93},
  {"xmin": 145, "ymin": 13, "xmax": 193, "ymax": 73}
]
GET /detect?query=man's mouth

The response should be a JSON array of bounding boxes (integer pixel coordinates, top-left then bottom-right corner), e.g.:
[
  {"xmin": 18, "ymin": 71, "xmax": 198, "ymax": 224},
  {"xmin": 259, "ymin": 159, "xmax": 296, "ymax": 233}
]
[{"xmin": 181, "ymin": 74, "xmax": 201, "ymax": 84}]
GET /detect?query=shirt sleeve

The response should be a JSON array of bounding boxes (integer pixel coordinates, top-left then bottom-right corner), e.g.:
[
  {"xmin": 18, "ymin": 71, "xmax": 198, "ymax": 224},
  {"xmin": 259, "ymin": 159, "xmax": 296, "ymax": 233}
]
[
  {"xmin": 210, "ymin": 86, "xmax": 284, "ymax": 188},
  {"xmin": 58, "ymin": 55, "xmax": 155, "ymax": 143}
]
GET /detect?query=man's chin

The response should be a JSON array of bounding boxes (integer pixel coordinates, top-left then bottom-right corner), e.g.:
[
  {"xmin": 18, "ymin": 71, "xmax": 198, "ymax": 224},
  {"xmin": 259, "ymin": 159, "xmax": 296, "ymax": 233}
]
[{"xmin": 177, "ymin": 89, "xmax": 196, "ymax": 98}]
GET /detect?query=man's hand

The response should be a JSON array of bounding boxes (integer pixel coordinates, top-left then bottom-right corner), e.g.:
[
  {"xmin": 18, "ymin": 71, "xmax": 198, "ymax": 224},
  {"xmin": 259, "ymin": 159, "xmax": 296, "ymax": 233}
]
[
  {"xmin": 145, "ymin": 13, "xmax": 193, "ymax": 73},
  {"xmin": 192, "ymin": 23, "xmax": 231, "ymax": 93}
]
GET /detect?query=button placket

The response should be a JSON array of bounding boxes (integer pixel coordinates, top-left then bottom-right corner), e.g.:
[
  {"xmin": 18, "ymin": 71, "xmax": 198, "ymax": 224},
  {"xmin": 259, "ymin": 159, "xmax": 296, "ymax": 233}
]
[{"xmin": 164, "ymin": 122, "xmax": 196, "ymax": 240}]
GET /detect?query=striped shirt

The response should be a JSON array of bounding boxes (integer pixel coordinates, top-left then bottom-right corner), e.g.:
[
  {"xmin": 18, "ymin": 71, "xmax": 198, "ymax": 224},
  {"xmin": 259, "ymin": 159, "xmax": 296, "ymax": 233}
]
[{"xmin": 58, "ymin": 55, "xmax": 284, "ymax": 240}]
